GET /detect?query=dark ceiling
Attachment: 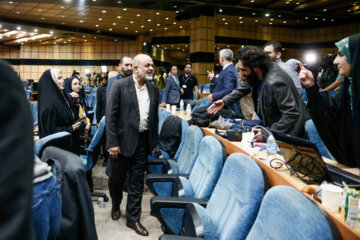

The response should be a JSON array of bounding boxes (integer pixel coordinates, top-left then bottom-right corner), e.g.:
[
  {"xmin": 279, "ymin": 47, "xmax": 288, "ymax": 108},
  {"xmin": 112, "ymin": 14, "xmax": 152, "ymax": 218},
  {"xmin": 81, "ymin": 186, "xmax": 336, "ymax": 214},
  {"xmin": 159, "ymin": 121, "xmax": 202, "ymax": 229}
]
[{"xmin": 0, "ymin": 0, "xmax": 358, "ymax": 47}]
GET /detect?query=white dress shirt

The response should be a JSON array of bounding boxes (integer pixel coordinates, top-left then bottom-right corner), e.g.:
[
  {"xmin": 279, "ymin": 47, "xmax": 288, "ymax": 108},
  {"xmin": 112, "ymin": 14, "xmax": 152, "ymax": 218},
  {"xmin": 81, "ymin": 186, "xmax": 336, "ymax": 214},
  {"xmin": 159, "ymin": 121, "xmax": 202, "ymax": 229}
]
[{"xmin": 133, "ymin": 76, "xmax": 150, "ymax": 132}]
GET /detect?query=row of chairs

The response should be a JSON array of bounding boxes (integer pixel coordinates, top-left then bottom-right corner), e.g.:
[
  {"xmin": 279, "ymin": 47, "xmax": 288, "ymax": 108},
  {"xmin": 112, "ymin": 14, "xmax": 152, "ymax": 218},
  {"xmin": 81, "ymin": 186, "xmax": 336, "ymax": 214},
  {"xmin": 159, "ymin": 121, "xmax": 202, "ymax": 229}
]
[{"xmin": 146, "ymin": 111, "xmax": 340, "ymax": 239}]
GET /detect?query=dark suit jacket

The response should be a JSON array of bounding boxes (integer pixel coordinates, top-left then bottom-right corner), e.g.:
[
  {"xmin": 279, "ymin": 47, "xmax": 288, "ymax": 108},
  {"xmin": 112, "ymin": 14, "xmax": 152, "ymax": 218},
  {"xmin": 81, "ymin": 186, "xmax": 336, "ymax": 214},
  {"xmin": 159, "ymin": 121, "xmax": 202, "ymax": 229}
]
[
  {"xmin": 162, "ymin": 74, "xmax": 180, "ymax": 105},
  {"xmin": 106, "ymin": 73, "xmax": 122, "ymax": 100},
  {"xmin": 106, "ymin": 75, "xmax": 159, "ymax": 157},
  {"xmin": 211, "ymin": 64, "xmax": 239, "ymax": 113},
  {"xmin": 223, "ymin": 63, "xmax": 309, "ymax": 137}
]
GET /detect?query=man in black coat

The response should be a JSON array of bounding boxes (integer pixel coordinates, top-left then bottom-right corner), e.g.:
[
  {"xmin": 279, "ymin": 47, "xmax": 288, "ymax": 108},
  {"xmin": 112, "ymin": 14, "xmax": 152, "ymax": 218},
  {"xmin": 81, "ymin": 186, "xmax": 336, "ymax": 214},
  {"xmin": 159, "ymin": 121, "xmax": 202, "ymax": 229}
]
[
  {"xmin": 106, "ymin": 54, "xmax": 159, "ymax": 236},
  {"xmin": 208, "ymin": 46, "xmax": 309, "ymax": 139}
]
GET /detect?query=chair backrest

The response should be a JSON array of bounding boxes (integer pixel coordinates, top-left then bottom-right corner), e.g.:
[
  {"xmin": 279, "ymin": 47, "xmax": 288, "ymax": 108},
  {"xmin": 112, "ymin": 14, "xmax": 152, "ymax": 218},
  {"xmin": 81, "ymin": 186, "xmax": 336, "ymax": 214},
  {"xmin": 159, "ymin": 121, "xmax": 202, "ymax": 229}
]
[
  {"xmin": 305, "ymin": 119, "xmax": 335, "ymax": 160},
  {"xmin": 34, "ymin": 131, "xmax": 72, "ymax": 158},
  {"xmin": 198, "ymin": 84, "xmax": 204, "ymax": 93},
  {"xmin": 173, "ymin": 118, "xmax": 190, "ymax": 159},
  {"xmin": 159, "ymin": 110, "xmax": 170, "ymax": 135},
  {"xmin": 202, "ymin": 84, "xmax": 211, "ymax": 93},
  {"xmin": 88, "ymin": 116, "xmax": 105, "ymax": 150},
  {"xmin": 202, "ymin": 153, "xmax": 268, "ymax": 240},
  {"xmin": 176, "ymin": 126, "xmax": 204, "ymax": 174},
  {"xmin": 246, "ymin": 185, "xmax": 340, "ymax": 240},
  {"xmin": 189, "ymin": 136, "xmax": 225, "ymax": 198}
]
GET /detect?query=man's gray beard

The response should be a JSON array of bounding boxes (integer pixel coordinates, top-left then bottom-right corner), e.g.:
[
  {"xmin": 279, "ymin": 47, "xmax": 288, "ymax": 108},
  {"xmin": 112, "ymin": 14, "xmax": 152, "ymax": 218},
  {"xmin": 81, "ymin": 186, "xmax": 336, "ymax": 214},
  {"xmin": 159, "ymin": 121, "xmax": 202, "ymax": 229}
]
[{"xmin": 139, "ymin": 71, "xmax": 152, "ymax": 81}]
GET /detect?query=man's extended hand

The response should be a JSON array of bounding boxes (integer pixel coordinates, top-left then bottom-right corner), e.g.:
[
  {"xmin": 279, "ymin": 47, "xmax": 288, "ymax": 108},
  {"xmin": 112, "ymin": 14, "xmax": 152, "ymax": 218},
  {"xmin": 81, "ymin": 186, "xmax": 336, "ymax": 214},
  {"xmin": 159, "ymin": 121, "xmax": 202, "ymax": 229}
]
[
  {"xmin": 108, "ymin": 146, "xmax": 120, "ymax": 159},
  {"xmin": 207, "ymin": 70, "xmax": 214, "ymax": 80},
  {"xmin": 207, "ymin": 100, "xmax": 225, "ymax": 114},
  {"xmin": 298, "ymin": 61, "xmax": 315, "ymax": 88}
]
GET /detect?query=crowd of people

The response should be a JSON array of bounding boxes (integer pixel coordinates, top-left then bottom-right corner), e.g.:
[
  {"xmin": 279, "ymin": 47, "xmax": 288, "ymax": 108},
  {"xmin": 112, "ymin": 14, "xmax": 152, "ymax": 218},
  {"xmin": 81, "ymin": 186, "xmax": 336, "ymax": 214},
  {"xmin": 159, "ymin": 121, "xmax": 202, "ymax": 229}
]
[{"xmin": 1, "ymin": 33, "xmax": 359, "ymax": 239}]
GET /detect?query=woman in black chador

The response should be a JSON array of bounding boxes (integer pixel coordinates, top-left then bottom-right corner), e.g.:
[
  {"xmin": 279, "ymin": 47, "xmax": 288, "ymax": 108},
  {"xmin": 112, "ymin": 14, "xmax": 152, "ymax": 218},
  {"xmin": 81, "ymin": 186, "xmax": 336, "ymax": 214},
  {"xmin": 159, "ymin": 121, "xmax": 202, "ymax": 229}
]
[{"xmin": 38, "ymin": 69, "xmax": 81, "ymax": 154}]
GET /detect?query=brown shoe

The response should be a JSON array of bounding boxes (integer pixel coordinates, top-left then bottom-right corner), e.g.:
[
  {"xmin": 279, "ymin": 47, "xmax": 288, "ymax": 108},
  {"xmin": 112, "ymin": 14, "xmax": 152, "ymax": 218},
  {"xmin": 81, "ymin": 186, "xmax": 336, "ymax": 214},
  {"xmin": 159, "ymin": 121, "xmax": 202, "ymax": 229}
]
[
  {"xmin": 111, "ymin": 208, "xmax": 121, "ymax": 220},
  {"xmin": 126, "ymin": 221, "xmax": 149, "ymax": 236}
]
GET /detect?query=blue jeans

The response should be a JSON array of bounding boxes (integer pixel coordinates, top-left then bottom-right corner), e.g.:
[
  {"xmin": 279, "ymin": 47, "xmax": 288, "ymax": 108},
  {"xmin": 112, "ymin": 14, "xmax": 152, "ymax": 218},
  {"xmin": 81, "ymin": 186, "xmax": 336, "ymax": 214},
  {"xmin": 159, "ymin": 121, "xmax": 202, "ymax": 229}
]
[{"xmin": 32, "ymin": 176, "xmax": 62, "ymax": 240}]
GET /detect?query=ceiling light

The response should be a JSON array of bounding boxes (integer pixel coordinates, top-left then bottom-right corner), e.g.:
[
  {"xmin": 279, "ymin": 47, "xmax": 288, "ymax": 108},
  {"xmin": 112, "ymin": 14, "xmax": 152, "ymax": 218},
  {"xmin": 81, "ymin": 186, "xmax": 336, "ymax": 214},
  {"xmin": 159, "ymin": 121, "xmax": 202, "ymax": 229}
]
[
  {"xmin": 147, "ymin": 19, "xmax": 151, "ymax": 22},
  {"xmin": 239, "ymin": 16, "xmax": 242, "ymax": 19},
  {"xmin": 117, "ymin": 1, "xmax": 121, "ymax": 3},
  {"xmin": 61, "ymin": 15, "xmax": 65, "ymax": 18},
  {"xmin": 177, "ymin": 47, "xmax": 180, "ymax": 50},
  {"xmin": 331, "ymin": 19, "xmax": 334, "ymax": 22},
  {"xmin": 141, "ymin": 25, "xmax": 144, "ymax": 28},
  {"xmin": 173, "ymin": 22, "xmax": 176, "ymax": 24},
  {"xmin": 93, "ymin": 0, "xmax": 96, "ymax": 1},
  {"xmin": 164, "ymin": 27, "xmax": 167, "ymax": 30},
  {"xmin": 94, "ymin": 37, "xmax": 97, "ymax": 39},
  {"xmin": 265, "ymin": 13, "xmax": 270, "ymax": 17},
  {"xmin": 286, "ymin": 1, "xmax": 289, "ymax": 4},
  {"xmin": 137, "ymin": 14, "xmax": 140, "ymax": 17},
  {"xmin": 82, "ymin": 35, "xmax": 85, "ymax": 37},
  {"xmin": 171, "ymin": 45, "xmax": 174, "ymax": 47},
  {"xmin": 283, "ymin": 21, "xmax": 287, "ymax": 23},
  {"xmin": 16, "ymin": 11, "xmax": 20, "ymax": 14},
  {"xmin": 255, "ymin": 19, "xmax": 258, "ymax": 22},
  {"xmin": 123, "ymin": 8, "xmax": 127, "ymax": 11},
  {"xmin": 156, "ymin": 45, "xmax": 159, "ymax": 47},
  {"xmin": 251, "ymin": 0, "xmax": 255, "ymax": 2},
  {"xmin": 117, "ymin": 16, "xmax": 121, "ymax": 19},
  {"xmin": 9, "ymin": 1, "xmax": 13, "ymax": 3},
  {"xmin": 224, "ymin": 22, "xmax": 228, "ymax": 25},
  {"xmin": 16, "ymin": 26, "xmax": 21, "ymax": 30},
  {"xmin": 222, "ymin": 18, "xmax": 226, "ymax": 21},
  {"xmin": 38, "ymin": 9, "xmax": 42, "ymax": 12},
  {"xmin": 156, "ymin": 12, "xmax": 160, "ymax": 15},
  {"xmin": 102, "ymin": 10, "xmax": 106, "ymax": 13},
  {"xmin": 124, "ymin": 27, "xmax": 128, "ymax": 29},
  {"xmin": 304, "ymin": 52, "xmax": 317, "ymax": 64},
  {"xmin": 96, "ymin": 24, "xmax": 99, "ymax": 27},
  {"xmin": 130, "ymin": 21, "xmax": 134, "ymax": 24},
  {"xmin": 305, "ymin": 16, "xmax": 309, "ymax": 19},
  {"xmin": 164, "ymin": 47, "xmax": 167, "ymax": 49},
  {"xmin": 149, "ymin": 29, "xmax": 153, "ymax": 31},
  {"xmin": 80, "ymin": 20, "xmax": 83, "ymax": 23},
  {"xmin": 54, "ymin": 42, "xmax": 56, "ymax": 44},
  {"xmin": 314, "ymin": 17, "xmax": 318, "ymax": 20},
  {"xmin": 50, "ymin": 31, "xmax": 53, "ymax": 34},
  {"xmin": 165, "ymin": 17, "xmax": 169, "ymax": 20},
  {"xmin": 323, "ymin": 9, "xmax": 327, "ymax": 12},
  {"xmin": 269, "ymin": 22, "xmax": 272, "ymax": 25},
  {"xmin": 240, "ymin": 21, "xmax": 243, "ymax": 23},
  {"xmin": 175, "ymin": 10, "xmax": 179, "ymax": 13},
  {"xmin": 179, "ymin": 26, "xmax": 183, "ymax": 28},
  {"xmin": 41, "ymin": 17, "xmax": 45, "ymax": 20},
  {"xmin": 157, "ymin": 23, "xmax": 160, "ymax": 26},
  {"xmin": 322, "ymin": 18, "xmax": 326, "ymax": 21},
  {"xmin": 252, "ymin": 12, "xmax": 256, "ymax": 15},
  {"xmin": 85, "ymin": 40, "xmax": 88, "ymax": 42},
  {"xmin": 270, "ymin": 18, "xmax": 274, "ymax": 21},
  {"xmin": 114, "ymin": 39, "xmax": 118, "ymax": 42},
  {"xmin": 173, "ymin": 5, "xmax": 178, "ymax": 8},
  {"xmin": 68, "ymin": 39, "xmax": 71, "ymax": 42},
  {"xmin": 113, "ymin": 22, "xmax": 116, "ymax": 25},
  {"xmin": 135, "ymin": 30, "xmax": 138, "ymax": 33},
  {"xmin": 98, "ymin": 18, "xmax": 102, "ymax": 21},
  {"xmin": 109, "ymin": 28, "xmax": 112, "ymax": 31},
  {"xmin": 278, "ymin": 14, "xmax": 282, "ymax": 17},
  {"xmin": 34, "ymin": 29, "xmax": 38, "ymax": 32},
  {"xmin": 219, "ymin": 8, "xmax": 223, "ymax": 13},
  {"xmin": 296, "ymin": 2, "xmax": 300, "ymax": 5},
  {"xmin": 30, "ymin": 33, "xmax": 34, "ymax": 36}
]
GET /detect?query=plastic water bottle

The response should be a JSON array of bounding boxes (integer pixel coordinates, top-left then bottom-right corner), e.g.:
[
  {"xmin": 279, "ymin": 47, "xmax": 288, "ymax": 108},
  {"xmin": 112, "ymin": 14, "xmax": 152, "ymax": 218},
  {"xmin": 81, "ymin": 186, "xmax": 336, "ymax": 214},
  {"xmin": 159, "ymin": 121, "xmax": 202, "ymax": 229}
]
[
  {"xmin": 180, "ymin": 99, "xmax": 184, "ymax": 111},
  {"xmin": 186, "ymin": 104, "xmax": 191, "ymax": 116},
  {"xmin": 266, "ymin": 134, "xmax": 277, "ymax": 160}
]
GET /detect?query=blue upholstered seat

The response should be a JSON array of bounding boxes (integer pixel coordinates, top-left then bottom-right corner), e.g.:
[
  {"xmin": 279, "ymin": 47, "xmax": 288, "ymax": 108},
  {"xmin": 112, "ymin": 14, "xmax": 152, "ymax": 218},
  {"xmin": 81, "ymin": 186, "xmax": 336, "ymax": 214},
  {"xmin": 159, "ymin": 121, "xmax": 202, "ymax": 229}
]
[
  {"xmin": 151, "ymin": 136, "xmax": 225, "ymax": 235},
  {"xmin": 80, "ymin": 116, "xmax": 105, "ymax": 171},
  {"xmin": 192, "ymin": 98, "xmax": 212, "ymax": 111},
  {"xmin": 34, "ymin": 131, "xmax": 72, "ymax": 158},
  {"xmin": 246, "ymin": 185, "xmax": 340, "ymax": 240},
  {"xmin": 202, "ymin": 84, "xmax": 211, "ymax": 94},
  {"xmin": 147, "ymin": 126, "xmax": 204, "ymax": 196},
  {"xmin": 188, "ymin": 153, "xmax": 268, "ymax": 240}
]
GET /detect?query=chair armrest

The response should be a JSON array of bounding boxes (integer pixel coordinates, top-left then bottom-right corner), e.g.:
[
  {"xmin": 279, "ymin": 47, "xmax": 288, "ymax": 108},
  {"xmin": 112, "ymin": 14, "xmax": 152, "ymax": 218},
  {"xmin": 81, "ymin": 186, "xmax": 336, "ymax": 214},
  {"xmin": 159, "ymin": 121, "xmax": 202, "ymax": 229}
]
[
  {"xmin": 150, "ymin": 196, "xmax": 208, "ymax": 215},
  {"xmin": 151, "ymin": 196, "xmax": 208, "ymax": 235},
  {"xmin": 146, "ymin": 174, "xmax": 189, "ymax": 196}
]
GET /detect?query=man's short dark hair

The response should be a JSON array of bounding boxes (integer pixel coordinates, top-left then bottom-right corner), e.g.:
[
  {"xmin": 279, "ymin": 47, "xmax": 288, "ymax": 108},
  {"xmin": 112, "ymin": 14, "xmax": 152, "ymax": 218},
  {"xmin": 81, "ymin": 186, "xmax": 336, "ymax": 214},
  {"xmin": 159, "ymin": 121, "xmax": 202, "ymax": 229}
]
[
  {"xmin": 171, "ymin": 65, "xmax": 178, "ymax": 69},
  {"xmin": 119, "ymin": 56, "xmax": 131, "ymax": 64},
  {"xmin": 185, "ymin": 63, "xmax": 192, "ymax": 67},
  {"xmin": 236, "ymin": 46, "xmax": 271, "ymax": 74},
  {"xmin": 264, "ymin": 41, "xmax": 282, "ymax": 53}
]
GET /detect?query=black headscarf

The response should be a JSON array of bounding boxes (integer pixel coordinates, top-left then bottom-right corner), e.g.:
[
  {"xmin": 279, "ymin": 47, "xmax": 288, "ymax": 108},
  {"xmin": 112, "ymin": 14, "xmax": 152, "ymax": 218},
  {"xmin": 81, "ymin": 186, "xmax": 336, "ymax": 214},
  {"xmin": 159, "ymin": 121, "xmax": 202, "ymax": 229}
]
[
  {"xmin": 65, "ymin": 76, "xmax": 87, "ymax": 108},
  {"xmin": 0, "ymin": 60, "xmax": 35, "ymax": 239},
  {"xmin": 307, "ymin": 33, "xmax": 360, "ymax": 167},
  {"xmin": 38, "ymin": 69, "xmax": 79, "ymax": 138}
]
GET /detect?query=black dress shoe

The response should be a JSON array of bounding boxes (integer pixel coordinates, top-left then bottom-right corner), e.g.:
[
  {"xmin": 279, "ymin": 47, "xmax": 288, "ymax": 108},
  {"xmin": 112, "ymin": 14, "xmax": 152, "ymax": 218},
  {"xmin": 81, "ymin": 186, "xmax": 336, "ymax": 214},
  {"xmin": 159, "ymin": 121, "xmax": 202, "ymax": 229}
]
[
  {"xmin": 111, "ymin": 208, "xmax": 121, "ymax": 220},
  {"xmin": 126, "ymin": 221, "xmax": 149, "ymax": 236}
]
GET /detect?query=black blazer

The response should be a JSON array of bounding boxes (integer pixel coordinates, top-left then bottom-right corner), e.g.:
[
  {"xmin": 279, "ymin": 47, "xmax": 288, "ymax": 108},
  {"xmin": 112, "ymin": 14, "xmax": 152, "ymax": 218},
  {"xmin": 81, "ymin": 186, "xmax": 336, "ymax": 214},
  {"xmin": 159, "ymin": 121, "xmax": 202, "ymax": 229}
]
[{"xmin": 106, "ymin": 75, "xmax": 159, "ymax": 157}]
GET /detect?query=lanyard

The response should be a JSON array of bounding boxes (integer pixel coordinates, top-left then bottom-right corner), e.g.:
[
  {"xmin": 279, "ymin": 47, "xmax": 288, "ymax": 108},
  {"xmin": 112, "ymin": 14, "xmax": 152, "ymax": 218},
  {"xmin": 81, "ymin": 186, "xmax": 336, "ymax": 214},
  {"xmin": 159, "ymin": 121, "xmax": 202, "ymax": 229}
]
[{"xmin": 183, "ymin": 74, "xmax": 192, "ymax": 85}]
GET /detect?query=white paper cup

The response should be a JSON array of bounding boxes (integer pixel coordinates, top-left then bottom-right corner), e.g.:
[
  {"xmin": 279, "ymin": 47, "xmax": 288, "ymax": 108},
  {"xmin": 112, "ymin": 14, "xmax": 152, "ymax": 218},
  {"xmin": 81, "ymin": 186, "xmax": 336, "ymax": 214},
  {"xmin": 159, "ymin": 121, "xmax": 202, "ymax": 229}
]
[
  {"xmin": 171, "ymin": 105, "xmax": 176, "ymax": 114},
  {"xmin": 321, "ymin": 184, "xmax": 343, "ymax": 212},
  {"xmin": 166, "ymin": 104, "xmax": 170, "ymax": 111}
]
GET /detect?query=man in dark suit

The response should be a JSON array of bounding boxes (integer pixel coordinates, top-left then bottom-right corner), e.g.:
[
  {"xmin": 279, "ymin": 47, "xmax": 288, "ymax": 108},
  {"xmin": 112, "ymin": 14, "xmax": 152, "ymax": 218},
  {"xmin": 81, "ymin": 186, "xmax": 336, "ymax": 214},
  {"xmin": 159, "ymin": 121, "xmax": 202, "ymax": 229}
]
[
  {"xmin": 208, "ymin": 46, "xmax": 309, "ymax": 139},
  {"xmin": 106, "ymin": 54, "xmax": 159, "ymax": 236},
  {"xmin": 207, "ymin": 48, "xmax": 239, "ymax": 114},
  {"xmin": 106, "ymin": 56, "xmax": 133, "ymax": 99}
]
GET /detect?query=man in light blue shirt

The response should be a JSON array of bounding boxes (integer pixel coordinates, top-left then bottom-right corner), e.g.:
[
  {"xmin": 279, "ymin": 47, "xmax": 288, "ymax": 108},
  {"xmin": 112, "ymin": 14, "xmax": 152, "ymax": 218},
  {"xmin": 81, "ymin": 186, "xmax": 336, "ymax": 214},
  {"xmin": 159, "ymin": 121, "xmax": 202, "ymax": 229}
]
[{"xmin": 264, "ymin": 41, "xmax": 304, "ymax": 98}]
